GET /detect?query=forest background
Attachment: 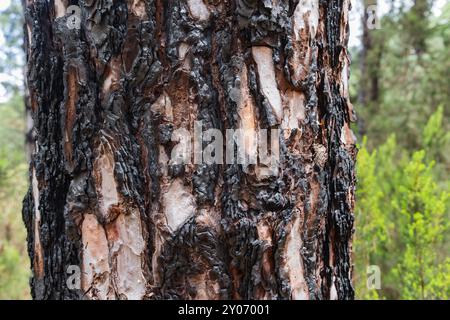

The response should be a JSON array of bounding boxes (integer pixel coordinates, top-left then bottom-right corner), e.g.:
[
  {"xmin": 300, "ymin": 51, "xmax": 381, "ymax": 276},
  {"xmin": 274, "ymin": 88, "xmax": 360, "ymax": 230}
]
[{"xmin": 0, "ymin": 0, "xmax": 448, "ymax": 300}]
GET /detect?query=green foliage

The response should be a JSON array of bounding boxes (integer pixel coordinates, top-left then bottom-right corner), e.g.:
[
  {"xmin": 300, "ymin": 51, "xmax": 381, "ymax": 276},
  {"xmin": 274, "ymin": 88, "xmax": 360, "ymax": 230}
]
[
  {"xmin": 392, "ymin": 150, "xmax": 449, "ymax": 299},
  {"xmin": 421, "ymin": 105, "xmax": 450, "ymax": 175},
  {"xmin": 0, "ymin": 0, "xmax": 24, "ymax": 96},
  {"xmin": 351, "ymin": 2, "xmax": 450, "ymax": 157},
  {"xmin": 355, "ymin": 108, "xmax": 450, "ymax": 300},
  {"xmin": 0, "ymin": 94, "xmax": 30, "ymax": 299},
  {"xmin": 423, "ymin": 105, "xmax": 445, "ymax": 147},
  {"xmin": 353, "ymin": 1, "xmax": 450, "ymax": 300},
  {"xmin": 0, "ymin": 243, "xmax": 29, "ymax": 300},
  {"xmin": 0, "ymin": 0, "xmax": 24, "ymax": 74}
]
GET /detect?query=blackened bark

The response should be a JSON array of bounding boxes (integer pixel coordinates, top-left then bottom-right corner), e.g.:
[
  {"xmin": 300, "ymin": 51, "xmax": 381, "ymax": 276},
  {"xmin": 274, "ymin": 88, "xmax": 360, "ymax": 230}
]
[{"xmin": 23, "ymin": 0, "xmax": 356, "ymax": 300}]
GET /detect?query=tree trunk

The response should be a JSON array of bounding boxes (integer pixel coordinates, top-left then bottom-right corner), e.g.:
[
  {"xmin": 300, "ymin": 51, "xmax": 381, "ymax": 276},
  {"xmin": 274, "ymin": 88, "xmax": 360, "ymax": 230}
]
[
  {"xmin": 358, "ymin": 0, "xmax": 377, "ymax": 106},
  {"xmin": 357, "ymin": 0, "xmax": 380, "ymax": 137},
  {"xmin": 22, "ymin": 0, "xmax": 356, "ymax": 300}
]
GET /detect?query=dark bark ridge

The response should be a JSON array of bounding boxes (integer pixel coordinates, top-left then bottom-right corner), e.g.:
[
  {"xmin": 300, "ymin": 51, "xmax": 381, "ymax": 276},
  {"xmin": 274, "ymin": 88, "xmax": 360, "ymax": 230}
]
[{"xmin": 23, "ymin": 0, "xmax": 356, "ymax": 300}]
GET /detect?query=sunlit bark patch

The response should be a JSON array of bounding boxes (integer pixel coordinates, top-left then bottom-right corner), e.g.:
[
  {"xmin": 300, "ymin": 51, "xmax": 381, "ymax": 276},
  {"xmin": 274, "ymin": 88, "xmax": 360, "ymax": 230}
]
[
  {"xmin": 341, "ymin": 123, "xmax": 356, "ymax": 149},
  {"xmin": 330, "ymin": 276, "xmax": 338, "ymax": 300},
  {"xmin": 187, "ymin": 0, "xmax": 210, "ymax": 21},
  {"xmin": 255, "ymin": 218, "xmax": 276, "ymax": 300},
  {"xmin": 31, "ymin": 168, "xmax": 44, "ymax": 280},
  {"xmin": 178, "ymin": 42, "xmax": 190, "ymax": 60},
  {"xmin": 162, "ymin": 179, "xmax": 196, "ymax": 233},
  {"xmin": 54, "ymin": 0, "xmax": 67, "ymax": 19},
  {"xmin": 106, "ymin": 209, "xmax": 147, "ymax": 300},
  {"xmin": 282, "ymin": 89, "xmax": 306, "ymax": 131},
  {"xmin": 81, "ymin": 214, "xmax": 112, "ymax": 300},
  {"xmin": 26, "ymin": 24, "xmax": 32, "ymax": 59},
  {"xmin": 130, "ymin": 0, "xmax": 146, "ymax": 19},
  {"xmin": 63, "ymin": 66, "xmax": 78, "ymax": 165},
  {"xmin": 252, "ymin": 46, "xmax": 283, "ymax": 123},
  {"xmin": 93, "ymin": 143, "xmax": 119, "ymax": 221},
  {"xmin": 293, "ymin": 0, "xmax": 319, "ymax": 40},
  {"xmin": 283, "ymin": 210, "xmax": 309, "ymax": 300},
  {"xmin": 178, "ymin": 42, "xmax": 192, "ymax": 70},
  {"xmin": 289, "ymin": 0, "xmax": 319, "ymax": 86},
  {"xmin": 237, "ymin": 64, "xmax": 258, "ymax": 162}
]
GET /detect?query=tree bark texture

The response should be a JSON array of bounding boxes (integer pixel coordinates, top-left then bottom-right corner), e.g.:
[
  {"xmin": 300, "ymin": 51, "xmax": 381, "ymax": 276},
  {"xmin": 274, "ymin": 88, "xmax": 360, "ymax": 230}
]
[{"xmin": 22, "ymin": 0, "xmax": 357, "ymax": 300}]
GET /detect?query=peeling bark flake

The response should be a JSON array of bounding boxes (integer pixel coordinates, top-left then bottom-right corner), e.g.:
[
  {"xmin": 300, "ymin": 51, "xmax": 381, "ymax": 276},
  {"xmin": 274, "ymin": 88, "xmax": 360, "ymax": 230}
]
[{"xmin": 252, "ymin": 46, "xmax": 283, "ymax": 123}]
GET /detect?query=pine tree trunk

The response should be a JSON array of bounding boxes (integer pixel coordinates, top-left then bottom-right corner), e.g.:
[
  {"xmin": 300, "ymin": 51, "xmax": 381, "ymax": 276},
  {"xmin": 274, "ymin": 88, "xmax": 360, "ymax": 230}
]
[
  {"xmin": 22, "ymin": 0, "xmax": 356, "ymax": 300},
  {"xmin": 357, "ymin": 0, "xmax": 379, "ymax": 136}
]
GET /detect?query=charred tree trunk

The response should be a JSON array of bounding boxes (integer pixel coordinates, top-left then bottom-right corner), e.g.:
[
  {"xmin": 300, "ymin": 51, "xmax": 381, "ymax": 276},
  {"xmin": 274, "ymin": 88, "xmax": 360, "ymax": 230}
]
[{"xmin": 22, "ymin": 0, "xmax": 356, "ymax": 300}]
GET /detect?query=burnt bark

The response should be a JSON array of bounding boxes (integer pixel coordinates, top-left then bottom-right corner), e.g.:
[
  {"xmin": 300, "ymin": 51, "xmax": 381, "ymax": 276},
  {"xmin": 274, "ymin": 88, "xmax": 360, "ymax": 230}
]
[{"xmin": 22, "ymin": 0, "xmax": 356, "ymax": 300}]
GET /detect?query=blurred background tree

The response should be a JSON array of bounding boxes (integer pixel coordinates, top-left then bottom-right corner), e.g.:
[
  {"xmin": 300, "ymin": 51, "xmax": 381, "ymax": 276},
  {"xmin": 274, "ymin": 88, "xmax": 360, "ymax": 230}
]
[
  {"xmin": 0, "ymin": 0, "xmax": 448, "ymax": 299},
  {"xmin": 0, "ymin": 94, "xmax": 30, "ymax": 299},
  {"xmin": 0, "ymin": 0, "xmax": 23, "ymax": 97},
  {"xmin": 0, "ymin": 0, "xmax": 30, "ymax": 299},
  {"xmin": 352, "ymin": 0, "xmax": 450, "ymax": 299}
]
